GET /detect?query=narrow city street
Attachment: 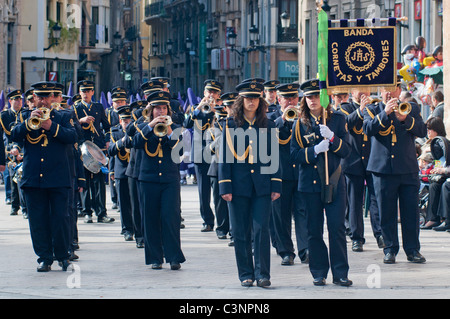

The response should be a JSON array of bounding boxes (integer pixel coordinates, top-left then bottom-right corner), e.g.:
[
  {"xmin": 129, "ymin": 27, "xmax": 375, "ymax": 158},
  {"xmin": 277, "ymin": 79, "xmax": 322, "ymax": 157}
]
[{"xmin": 0, "ymin": 182, "xmax": 450, "ymax": 301}]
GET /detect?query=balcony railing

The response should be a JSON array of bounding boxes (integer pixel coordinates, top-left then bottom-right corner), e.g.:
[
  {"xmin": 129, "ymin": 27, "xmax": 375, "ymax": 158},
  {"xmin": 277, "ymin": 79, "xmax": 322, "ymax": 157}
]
[{"xmin": 277, "ymin": 24, "xmax": 298, "ymax": 43}]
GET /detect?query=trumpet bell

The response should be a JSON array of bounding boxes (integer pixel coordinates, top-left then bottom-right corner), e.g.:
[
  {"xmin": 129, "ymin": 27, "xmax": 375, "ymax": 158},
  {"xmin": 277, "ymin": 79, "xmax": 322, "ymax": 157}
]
[
  {"xmin": 283, "ymin": 108, "xmax": 299, "ymax": 122},
  {"xmin": 154, "ymin": 116, "xmax": 173, "ymax": 137},
  {"xmin": 369, "ymin": 97, "xmax": 381, "ymax": 104},
  {"xmin": 397, "ymin": 102, "xmax": 412, "ymax": 116}
]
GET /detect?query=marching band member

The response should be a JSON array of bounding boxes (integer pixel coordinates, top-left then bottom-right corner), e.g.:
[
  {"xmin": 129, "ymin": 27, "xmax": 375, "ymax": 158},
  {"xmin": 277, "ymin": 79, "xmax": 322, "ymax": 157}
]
[
  {"xmin": 272, "ymin": 83, "xmax": 309, "ymax": 265},
  {"xmin": 290, "ymin": 79, "xmax": 352, "ymax": 286},
  {"xmin": 219, "ymin": 81, "xmax": 281, "ymax": 288},
  {"xmin": 363, "ymin": 75, "xmax": 427, "ymax": 264},
  {"xmin": 11, "ymin": 81, "xmax": 78, "ymax": 272},
  {"xmin": 108, "ymin": 105, "xmax": 135, "ymax": 242},
  {"xmin": 263, "ymin": 80, "xmax": 280, "ymax": 116},
  {"xmin": 340, "ymin": 88, "xmax": 383, "ymax": 252},
  {"xmin": 205, "ymin": 92, "xmax": 236, "ymax": 241},
  {"xmin": 133, "ymin": 90, "xmax": 185, "ymax": 270},
  {"xmin": 184, "ymin": 80, "xmax": 222, "ymax": 232},
  {"xmin": 74, "ymin": 80, "xmax": 114, "ymax": 224},
  {"xmin": 1, "ymin": 89, "xmax": 26, "ymax": 217}
]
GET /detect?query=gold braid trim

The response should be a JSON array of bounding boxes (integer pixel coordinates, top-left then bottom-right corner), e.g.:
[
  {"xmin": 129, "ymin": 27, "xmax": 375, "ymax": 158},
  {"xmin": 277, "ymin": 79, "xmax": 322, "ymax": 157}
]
[
  {"xmin": 276, "ymin": 128, "xmax": 292, "ymax": 145},
  {"xmin": 294, "ymin": 121, "xmax": 304, "ymax": 149},
  {"xmin": 194, "ymin": 119, "xmax": 211, "ymax": 131},
  {"xmin": 145, "ymin": 142, "xmax": 163, "ymax": 157},
  {"xmin": 379, "ymin": 125, "xmax": 397, "ymax": 143},
  {"xmin": 26, "ymin": 134, "xmax": 48, "ymax": 147},
  {"xmin": 225, "ymin": 123, "xmax": 252, "ymax": 163},
  {"xmin": 118, "ymin": 151, "xmax": 130, "ymax": 162}
]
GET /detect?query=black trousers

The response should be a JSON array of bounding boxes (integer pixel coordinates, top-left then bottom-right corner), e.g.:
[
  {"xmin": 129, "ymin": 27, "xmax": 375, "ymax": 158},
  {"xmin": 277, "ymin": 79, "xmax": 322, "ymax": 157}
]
[
  {"xmin": 301, "ymin": 176, "xmax": 349, "ymax": 280},
  {"xmin": 139, "ymin": 180, "xmax": 185, "ymax": 265},
  {"xmin": 210, "ymin": 176, "xmax": 229, "ymax": 236},
  {"xmin": 345, "ymin": 172, "xmax": 382, "ymax": 242},
  {"xmin": 271, "ymin": 179, "xmax": 308, "ymax": 259},
  {"xmin": 372, "ymin": 172, "xmax": 420, "ymax": 256},
  {"xmin": 194, "ymin": 163, "xmax": 214, "ymax": 226},
  {"xmin": 81, "ymin": 169, "xmax": 107, "ymax": 218},
  {"xmin": 115, "ymin": 178, "xmax": 134, "ymax": 234},
  {"xmin": 128, "ymin": 177, "xmax": 144, "ymax": 244},
  {"xmin": 228, "ymin": 191, "xmax": 272, "ymax": 282},
  {"xmin": 23, "ymin": 187, "xmax": 71, "ymax": 264},
  {"xmin": 438, "ymin": 180, "xmax": 450, "ymax": 220},
  {"xmin": 427, "ymin": 180, "xmax": 445, "ymax": 223}
]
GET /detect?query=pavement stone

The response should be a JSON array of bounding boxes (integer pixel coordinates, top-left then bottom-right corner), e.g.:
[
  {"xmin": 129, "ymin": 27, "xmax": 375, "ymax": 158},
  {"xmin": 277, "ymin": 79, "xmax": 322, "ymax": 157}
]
[{"xmin": 1, "ymin": 182, "xmax": 450, "ymax": 300}]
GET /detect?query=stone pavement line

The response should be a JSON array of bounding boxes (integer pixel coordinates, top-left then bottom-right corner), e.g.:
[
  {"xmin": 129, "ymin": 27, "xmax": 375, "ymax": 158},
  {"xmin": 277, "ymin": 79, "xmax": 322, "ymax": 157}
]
[{"xmin": 0, "ymin": 184, "xmax": 450, "ymax": 299}]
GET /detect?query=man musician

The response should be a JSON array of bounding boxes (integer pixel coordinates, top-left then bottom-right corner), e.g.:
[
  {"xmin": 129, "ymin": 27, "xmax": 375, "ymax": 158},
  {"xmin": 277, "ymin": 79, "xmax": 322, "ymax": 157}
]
[
  {"xmin": 11, "ymin": 81, "xmax": 78, "ymax": 272},
  {"xmin": 73, "ymin": 80, "xmax": 114, "ymax": 224}
]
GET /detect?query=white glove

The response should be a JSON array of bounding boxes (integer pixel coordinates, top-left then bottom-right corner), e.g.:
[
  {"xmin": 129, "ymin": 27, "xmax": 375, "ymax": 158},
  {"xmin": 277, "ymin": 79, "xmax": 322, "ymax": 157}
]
[
  {"xmin": 314, "ymin": 139, "xmax": 330, "ymax": 154},
  {"xmin": 319, "ymin": 124, "xmax": 334, "ymax": 140}
]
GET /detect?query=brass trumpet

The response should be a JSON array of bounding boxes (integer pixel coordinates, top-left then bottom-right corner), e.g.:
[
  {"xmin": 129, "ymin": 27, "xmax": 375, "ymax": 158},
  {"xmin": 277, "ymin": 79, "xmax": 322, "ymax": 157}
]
[
  {"xmin": 394, "ymin": 101, "xmax": 412, "ymax": 116},
  {"xmin": 368, "ymin": 97, "xmax": 381, "ymax": 104},
  {"xmin": 283, "ymin": 107, "xmax": 299, "ymax": 122},
  {"xmin": 29, "ymin": 107, "xmax": 51, "ymax": 130},
  {"xmin": 154, "ymin": 115, "xmax": 173, "ymax": 137},
  {"xmin": 198, "ymin": 97, "xmax": 215, "ymax": 114}
]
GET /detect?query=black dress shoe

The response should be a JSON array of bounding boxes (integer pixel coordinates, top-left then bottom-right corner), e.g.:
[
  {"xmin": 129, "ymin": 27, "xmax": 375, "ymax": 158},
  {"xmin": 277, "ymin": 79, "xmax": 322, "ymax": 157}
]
[
  {"xmin": 98, "ymin": 216, "xmax": 115, "ymax": 223},
  {"xmin": 241, "ymin": 279, "xmax": 253, "ymax": 287},
  {"xmin": 124, "ymin": 232, "xmax": 134, "ymax": 241},
  {"xmin": 58, "ymin": 260, "xmax": 71, "ymax": 271},
  {"xmin": 433, "ymin": 223, "xmax": 450, "ymax": 231},
  {"xmin": 383, "ymin": 252, "xmax": 396, "ymax": 264},
  {"xmin": 281, "ymin": 255, "xmax": 294, "ymax": 265},
  {"xmin": 313, "ymin": 277, "xmax": 326, "ymax": 286},
  {"xmin": 10, "ymin": 209, "xmax": 18, "ymax": 216},
  {"xmin": 151, "ymin": 263, "xmax": 162, "ymax": 269},
  {"xmin": 170, "ymin": 262, "xmax": 181, "ymax": 270},
  {"xmin": 407, "ymin": 251, "xmax": 426, "ymax": 263},
  {"xmin": 201, "ymin": 225, "xmax": 213, "ymax": 232},
  {"xmin": 136, "ymin": 241, "xmax": 145, "ymax": 248},
  {"xmin": 37, "ymin": 262, "xmax": 51, "ymax": 272},
  {"xmin": 377, "ymin": 236, "xmax": 386, "ymax": 249},
  {"xmin": 333, "ymin": 278, "xmax": 353, "ymax": 287},
  {"xmin": 256, "ymin": 278, "xmax": 271, "ymax": 288},
  {"xmin": 5, "ymin": 198, "xmax": 11, "ymax": 205},
  {"xmin": 352, "ymin": 240, "xmax": 364, "ymax": 252}
]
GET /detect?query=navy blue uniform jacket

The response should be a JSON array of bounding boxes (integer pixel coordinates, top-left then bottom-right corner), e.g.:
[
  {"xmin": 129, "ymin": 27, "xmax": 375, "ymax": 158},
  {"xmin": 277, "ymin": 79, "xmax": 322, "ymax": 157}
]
[
  {"xmin": 363, "ymin": 101, "xmax": 426, "ymax": 175},
  {"xmin": 290, "ymin": 110, "xmax": 351, "ymax": 193},
  {"xmin": 11, "ymin": 108, "xmax": 78, "ymax": 188},
  {"xmin": 218, "ymin": 117, "xmax": 282, "ymax": 197}
]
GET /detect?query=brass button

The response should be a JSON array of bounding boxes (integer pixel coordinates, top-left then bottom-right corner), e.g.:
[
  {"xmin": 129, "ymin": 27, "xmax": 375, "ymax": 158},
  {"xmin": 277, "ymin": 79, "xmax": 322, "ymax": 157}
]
[
  {"xmin": 313, "ymin": 180, "xmax": 317, "ymax": 184},
  {"xmin": 362, "ymin": 156, "xmax": 365, "ymax": 160},
  {"xmin": 158, "ymin": 160, "xmax": 162, "ymax": 164},
  {"xmin": 314, "ymin": 165, "xmax": 317, "ymax": 169},
  {"xmin": 392, "ymin": 143, "xmax": 395, "ymax": 146},
  {"xmin": 250, "ymin": 169, "xmax": 254, "ymax": 173},
  {"xmin": 391, "ymin": 155, "xmax": 395, "ymax": 158},
  {"xmin": 159, "ymin": 172, "xmax": 162, "ymax": 176},
  {"xmin": 40, "ymin": 174, "xmax": 43, "ymax": 177},
  {"xmin": 41, "ymin": 158, "xmax": 44, "ymax": 162},
  {"xmin": 362, "ymin": 144, "xmax": 365, "ymax": 147},
  {"xmin": 293, "ymin": 164, "xmax": 296, "ymax": 168}
]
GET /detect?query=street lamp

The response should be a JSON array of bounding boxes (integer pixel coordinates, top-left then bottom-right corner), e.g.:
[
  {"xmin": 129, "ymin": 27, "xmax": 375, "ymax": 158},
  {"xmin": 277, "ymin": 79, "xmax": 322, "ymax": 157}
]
[
  {"xmin": 226, "ymin": 29, "xmax": 244, "ymax": 56},
  {"xmin": 280, "ymin": 11, "xmax": 290, "ymax": 31},
  {"xmin": 44, "ymin": 23, "xmax": 62, "ymax": 51},
  {"xmin": 186, "ymin": 37, "xmax": 193, "ymax": 51},
  {"xmin": 205, "ymin": 35, "xmax": 213, "ymax": 50},
  {"xmin": 249, "ymin": 25, "xmax": 259, "ymax": 44}
]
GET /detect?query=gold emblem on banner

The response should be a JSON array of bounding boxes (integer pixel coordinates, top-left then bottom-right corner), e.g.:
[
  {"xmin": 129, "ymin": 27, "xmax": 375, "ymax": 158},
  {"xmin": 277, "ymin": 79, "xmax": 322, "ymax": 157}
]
[{"xmin": 345, "ymin": 41, "xmax": 375, "ymax": 72}]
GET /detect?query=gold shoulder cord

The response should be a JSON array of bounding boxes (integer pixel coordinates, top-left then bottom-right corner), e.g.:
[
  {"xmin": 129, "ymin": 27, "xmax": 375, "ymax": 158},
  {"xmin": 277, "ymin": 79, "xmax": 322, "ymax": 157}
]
[
  {"xmin": 294, "ymin": 121, "xmax": 304, "ymax": 149},
  {"xmin": 145, "ymin": 142, "xmax": 163, "ymax": 158},
  {"xmin": 118, "ymin": 151, "xmax": 130, "ymax": 162},
  {"xmin": 26, "ymin": 134, "xmax": 48, "ymax": 147},
  {"xmin": 225, "ymin": 121, "xmax": 253, "ymax": 163},
  {"xmin": 194, "ymin": 119, "xmax": 211, "ymax": 131},
  {"xmin": 276, "ymin": 128, "xmax": 292, "ymax": 145},
  {"xmin": 352, "ymin": 126, "xmax": 368, "ymax": 141}
]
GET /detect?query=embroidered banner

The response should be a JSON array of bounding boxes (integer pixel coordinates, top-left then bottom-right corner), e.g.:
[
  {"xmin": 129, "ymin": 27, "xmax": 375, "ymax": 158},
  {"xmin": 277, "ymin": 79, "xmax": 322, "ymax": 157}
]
[{"xmin": 326, "ymin": 23, "xmax": 397, "ymax": 94}]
